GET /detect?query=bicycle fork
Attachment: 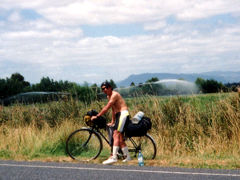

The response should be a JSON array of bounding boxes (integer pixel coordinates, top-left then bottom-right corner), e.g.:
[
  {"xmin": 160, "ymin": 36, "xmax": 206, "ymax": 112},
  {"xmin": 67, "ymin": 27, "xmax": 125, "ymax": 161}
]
[{"xmin": 82, "ymin": 130, "xmax": 94, "ymax": 148}]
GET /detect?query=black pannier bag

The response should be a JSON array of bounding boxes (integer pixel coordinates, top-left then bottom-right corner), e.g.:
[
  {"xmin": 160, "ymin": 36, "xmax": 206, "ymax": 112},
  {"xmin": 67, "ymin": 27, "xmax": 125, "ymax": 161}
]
[
  {"xmin": 85, "ymin": 110, "xmax": 107, "ymax": 129},
  {"xmin": 125, "ymin": 116, "xmax": 152, "ymax": 137}
]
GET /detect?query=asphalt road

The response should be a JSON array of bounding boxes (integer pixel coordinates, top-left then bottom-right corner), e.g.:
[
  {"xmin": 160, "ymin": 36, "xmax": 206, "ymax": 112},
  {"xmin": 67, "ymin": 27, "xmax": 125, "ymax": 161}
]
[{"xmin": 0, "ymin": 160, "xmax": 240, "ymax": 180}]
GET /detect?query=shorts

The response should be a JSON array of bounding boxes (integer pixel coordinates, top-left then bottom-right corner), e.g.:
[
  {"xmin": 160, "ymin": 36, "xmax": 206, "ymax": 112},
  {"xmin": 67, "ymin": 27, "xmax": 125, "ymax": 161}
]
[{"xmin": 114, "ymin": 110, "xmax": 129, "ymax": 133}]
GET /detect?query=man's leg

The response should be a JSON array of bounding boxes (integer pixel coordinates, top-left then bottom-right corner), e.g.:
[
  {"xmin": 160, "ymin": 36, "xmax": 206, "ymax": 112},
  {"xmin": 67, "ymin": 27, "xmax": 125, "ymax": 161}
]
[
  {"xmin": 102, "ymin": 130, "xmax": 119, "ymax": 165},
  {"xmin": 107, "ymin": 125, "xmax": 114, "ymax": 154},
  {"xmin": 117, "ymin": 111, "xmax": 131, "ymax": 162},
  {"xmin": 107, "ymin": 125, "xmax": 114, "ymax": 147},
  {"xmin": 119, "ymin": 133, "xmax": 131, "ymax": 162}
]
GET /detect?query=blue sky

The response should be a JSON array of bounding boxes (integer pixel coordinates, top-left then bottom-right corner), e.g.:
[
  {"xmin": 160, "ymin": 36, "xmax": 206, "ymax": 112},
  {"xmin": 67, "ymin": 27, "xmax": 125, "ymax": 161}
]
[{"xmin": 0, "ymin": 0, "xmax": 240, "ymax": 84}]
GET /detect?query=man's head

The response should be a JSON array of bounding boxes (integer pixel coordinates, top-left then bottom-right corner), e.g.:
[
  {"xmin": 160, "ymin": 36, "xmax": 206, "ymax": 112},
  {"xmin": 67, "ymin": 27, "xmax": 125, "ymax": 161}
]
[{"xmin": 101, "ymin": 81, "xmax": 113, "ymax": 94}]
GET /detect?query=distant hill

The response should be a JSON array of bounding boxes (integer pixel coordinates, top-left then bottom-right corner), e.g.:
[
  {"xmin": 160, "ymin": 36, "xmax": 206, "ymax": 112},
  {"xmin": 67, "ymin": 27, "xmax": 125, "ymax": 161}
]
[{"xmin": 117, "ymin": 71, "xmax": 240, "ymax": 87}]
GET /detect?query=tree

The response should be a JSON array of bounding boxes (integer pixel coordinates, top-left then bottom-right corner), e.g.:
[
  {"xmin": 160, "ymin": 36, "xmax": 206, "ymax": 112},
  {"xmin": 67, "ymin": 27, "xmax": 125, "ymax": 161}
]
[
  {"xmin": 146, "ymin": 77, "xmax": 159, "ymax": 83},
  {"xmin": 0, "ymin": 79, "xmax": 7, "ymax": 98},
  {"xmin": 130, "ymin": 82, "xmax": 135, "ymax": 86},
  {"xmin": 224, "ymin": 82, "xmax": 240, "ymax": 92},
  {"xmin": 38, "ymin": 77, "xmax": 54, "ymax": 91},
  {"xmin": 11, "ymin": 73, "xmax": 25, "ymax": 82},
  {"xmin": 195, "ymin": 77, "xmax": 226, "ymax": 93},
  {"xmin": 202, "ymin": 79, "xmax": 225, "ymax": 93},
  {"xmin": 91, "ymin": 83, "xmax": 98, "ymax": 89},
  {"xmin": 0, "ymin": 73, "xmax": 31, "ymax": 98},
  {"xmin": 195, "ymin": 77, "xmax": 205, "ymax": 89},
  {"xmin": 91, "ymin": 83, "xmax": 100, "ymax": 93},
  {"xmin": 70, "ymin": 83, "xmax": 96, "ymax": 104}
]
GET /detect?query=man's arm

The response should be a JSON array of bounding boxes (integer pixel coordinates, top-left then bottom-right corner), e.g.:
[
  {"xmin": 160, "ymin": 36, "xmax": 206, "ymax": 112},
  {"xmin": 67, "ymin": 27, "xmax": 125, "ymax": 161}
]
[
  {"xmin": 97, "ymin": 95, "xmax": 116, "ymax": 116},
  {"xmin": 107, "ymin": 107, "xmax": 116, "ymax": 126},
  {"xmin": 91, "ymin": 93, "xmax": 117, "ymax": 120}
]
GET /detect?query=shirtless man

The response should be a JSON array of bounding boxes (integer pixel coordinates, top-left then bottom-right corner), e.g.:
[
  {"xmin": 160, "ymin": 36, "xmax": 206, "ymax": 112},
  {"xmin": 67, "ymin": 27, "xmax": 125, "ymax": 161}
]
[{"xmin": 91, "ymin": 81, "xmax": 131, "ymax": 165}]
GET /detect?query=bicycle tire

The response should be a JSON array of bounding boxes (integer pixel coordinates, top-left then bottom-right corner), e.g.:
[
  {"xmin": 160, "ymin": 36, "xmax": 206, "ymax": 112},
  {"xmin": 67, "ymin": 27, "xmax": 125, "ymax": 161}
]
[
  {"xmin": 126, "ymin": 134, "xmax": 157, "ymax": 160},
  {"xmin": 66, "ymin": 128, "xmax": 103, "ymax": 161}
]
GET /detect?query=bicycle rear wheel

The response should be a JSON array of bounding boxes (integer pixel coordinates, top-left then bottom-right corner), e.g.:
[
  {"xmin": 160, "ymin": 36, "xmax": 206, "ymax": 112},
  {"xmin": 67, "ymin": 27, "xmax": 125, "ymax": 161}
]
[
  {"xmin": 126, "ymin": 134, "xmax": 157, "ymax": 160},
  {"xmin": 66, "ymin": 128, "xmax": 103, "ymax": 161}
]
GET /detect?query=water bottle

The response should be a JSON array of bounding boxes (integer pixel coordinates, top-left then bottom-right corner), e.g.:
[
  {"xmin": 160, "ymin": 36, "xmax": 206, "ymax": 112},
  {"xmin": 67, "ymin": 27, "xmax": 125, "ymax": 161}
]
[
  {"xmin": 138, "ymin": 150, "xmax": 144, "ymax": 167},
  {"xmin": 132, "ymin": 111, "xmax": 144, "ymax": 124}
]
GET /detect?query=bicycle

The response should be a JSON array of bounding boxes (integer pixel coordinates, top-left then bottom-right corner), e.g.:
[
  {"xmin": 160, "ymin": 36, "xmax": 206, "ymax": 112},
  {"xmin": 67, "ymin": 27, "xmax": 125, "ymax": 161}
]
[{"xmin": 66, "ymin": 115, "xmax": 157, "ymax": 162}]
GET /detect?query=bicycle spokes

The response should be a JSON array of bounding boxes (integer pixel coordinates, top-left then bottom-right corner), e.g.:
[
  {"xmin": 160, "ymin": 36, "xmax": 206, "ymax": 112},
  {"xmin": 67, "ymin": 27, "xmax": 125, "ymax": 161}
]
[{"xmin": 66, "ymin": 129, "xmax": 103, "ymax": 161}]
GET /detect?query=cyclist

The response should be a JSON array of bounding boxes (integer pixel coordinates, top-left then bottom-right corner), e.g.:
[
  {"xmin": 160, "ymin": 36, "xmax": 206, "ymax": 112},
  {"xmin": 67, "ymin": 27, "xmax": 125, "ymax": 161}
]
[{"xmin": 91, "ymin": 81, "xmax": 131, "ymax": 165}]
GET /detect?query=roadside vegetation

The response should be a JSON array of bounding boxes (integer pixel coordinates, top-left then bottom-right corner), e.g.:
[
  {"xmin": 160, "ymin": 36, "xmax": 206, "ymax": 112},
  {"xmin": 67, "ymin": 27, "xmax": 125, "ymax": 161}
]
[{"xmin": 0, "ymin": 92, "xmax": 240, "ymax": 169}]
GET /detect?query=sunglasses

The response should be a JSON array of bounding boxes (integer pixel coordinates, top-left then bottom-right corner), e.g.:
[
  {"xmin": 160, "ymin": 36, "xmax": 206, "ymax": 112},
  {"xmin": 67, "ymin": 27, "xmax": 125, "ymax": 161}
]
[{"xmin": 101, "ymin": 87, "xmax": 107, "ymax": 91}]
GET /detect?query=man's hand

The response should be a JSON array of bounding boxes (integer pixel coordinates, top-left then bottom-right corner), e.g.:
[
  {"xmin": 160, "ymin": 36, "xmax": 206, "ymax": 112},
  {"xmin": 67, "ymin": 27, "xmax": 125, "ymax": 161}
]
[
  {"xmin": 91, "ymin": 116, "xmax": 98, "ymax": 121},
  {"xmin": 107, "ymin": 122, "xmax": 115, "ymax": 127}
]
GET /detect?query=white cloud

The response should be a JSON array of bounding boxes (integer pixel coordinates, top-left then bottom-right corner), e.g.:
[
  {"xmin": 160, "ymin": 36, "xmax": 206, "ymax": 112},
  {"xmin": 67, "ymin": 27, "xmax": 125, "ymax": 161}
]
[
  {"xmin": 144, "ymin": 21, "xmax": 166, "ymax": 31},
  {"xmin": 8, "ymin": 11, "xmax": 21, "ymax": 22},
  {"xmin": 1, "ymin": 0, "xmax": 239, "ymax": 25},
  {"xmin": 0, "ymin": 0, "xmax": 239, "ymax": 83},
  {"xmin": 176, "ymin": 1, "xmax": 239, "ymax": 20}
]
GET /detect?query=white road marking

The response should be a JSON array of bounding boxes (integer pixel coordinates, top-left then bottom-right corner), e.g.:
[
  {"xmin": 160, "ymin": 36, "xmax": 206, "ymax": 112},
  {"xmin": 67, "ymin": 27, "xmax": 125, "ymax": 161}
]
[{"xmin": 0, "ymin": 163, "xmax": 239, "ymax": 177}]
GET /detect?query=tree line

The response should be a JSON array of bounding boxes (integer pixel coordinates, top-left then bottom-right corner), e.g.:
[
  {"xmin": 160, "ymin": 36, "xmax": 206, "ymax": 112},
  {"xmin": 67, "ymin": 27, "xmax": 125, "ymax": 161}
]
[
  {"xmin": 0, "ymin": 73, "xmax": 110, "ymax": 104},
  {"xmin": 131, "ymin": 77, "xmax": 238, "ymax": 94},
  {"xmin": 1, "ymin": 73, "xmax": 239, "ymax": 105},
  {"xmin": 195, "ymin": 77, "xmax": 240, "ymax": 93}
]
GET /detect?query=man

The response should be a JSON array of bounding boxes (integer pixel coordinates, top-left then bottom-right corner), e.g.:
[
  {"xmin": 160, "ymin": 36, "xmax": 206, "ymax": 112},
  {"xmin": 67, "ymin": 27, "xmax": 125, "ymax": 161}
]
[{"xmin": 91, "ymin": 81, "xmax": 131, "ymax": 165}]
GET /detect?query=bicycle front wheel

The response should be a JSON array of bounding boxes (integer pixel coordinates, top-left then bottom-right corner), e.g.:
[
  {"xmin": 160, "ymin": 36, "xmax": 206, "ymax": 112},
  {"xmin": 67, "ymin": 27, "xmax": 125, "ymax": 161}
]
[
  {"xmin": 66, "ymin": 128, "xmax": 103, "ymax": 161},
  {"xmin": 126, "ymin": 134, "xmax": 157, "ymax": 160}
]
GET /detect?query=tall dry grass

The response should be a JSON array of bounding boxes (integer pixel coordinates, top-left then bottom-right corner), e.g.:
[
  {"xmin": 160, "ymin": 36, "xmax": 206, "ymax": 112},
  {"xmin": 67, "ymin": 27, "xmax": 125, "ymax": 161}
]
[
  {"xmin": 124, "ymin": 93, "xmax": 240, "ymax": 162},
  {"xmin": 0, "ymin": 92, "xmax": 240, "ymax": 167}
]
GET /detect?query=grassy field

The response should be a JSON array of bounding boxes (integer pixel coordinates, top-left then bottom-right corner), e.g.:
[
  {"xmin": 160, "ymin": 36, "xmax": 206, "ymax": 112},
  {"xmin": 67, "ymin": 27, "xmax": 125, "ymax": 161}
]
[{"xmin": 0, "ymin": 92, "xmax": 240, "ymax": 169}]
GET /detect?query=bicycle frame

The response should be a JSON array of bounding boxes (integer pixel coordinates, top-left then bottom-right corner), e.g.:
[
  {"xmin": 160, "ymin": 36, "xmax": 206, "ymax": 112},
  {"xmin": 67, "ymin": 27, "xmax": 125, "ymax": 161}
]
[
  {"xmin": 90, "ymin": 126, "xmax": 141, "ymax": 156},
  {"xmin": 93, "ymin": 127, "xmax": 110, "ymax": 145},
  {"xmin": 128, "ymin": 138, "xmax": 140, "ymax": 155}
]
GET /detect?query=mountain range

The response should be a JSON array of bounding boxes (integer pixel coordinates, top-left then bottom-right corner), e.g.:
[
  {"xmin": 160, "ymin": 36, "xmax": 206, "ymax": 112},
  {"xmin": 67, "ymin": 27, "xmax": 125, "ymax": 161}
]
[{"xmin": 117, "ymin": 71, "xmax": 240, "ymax": 87}]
